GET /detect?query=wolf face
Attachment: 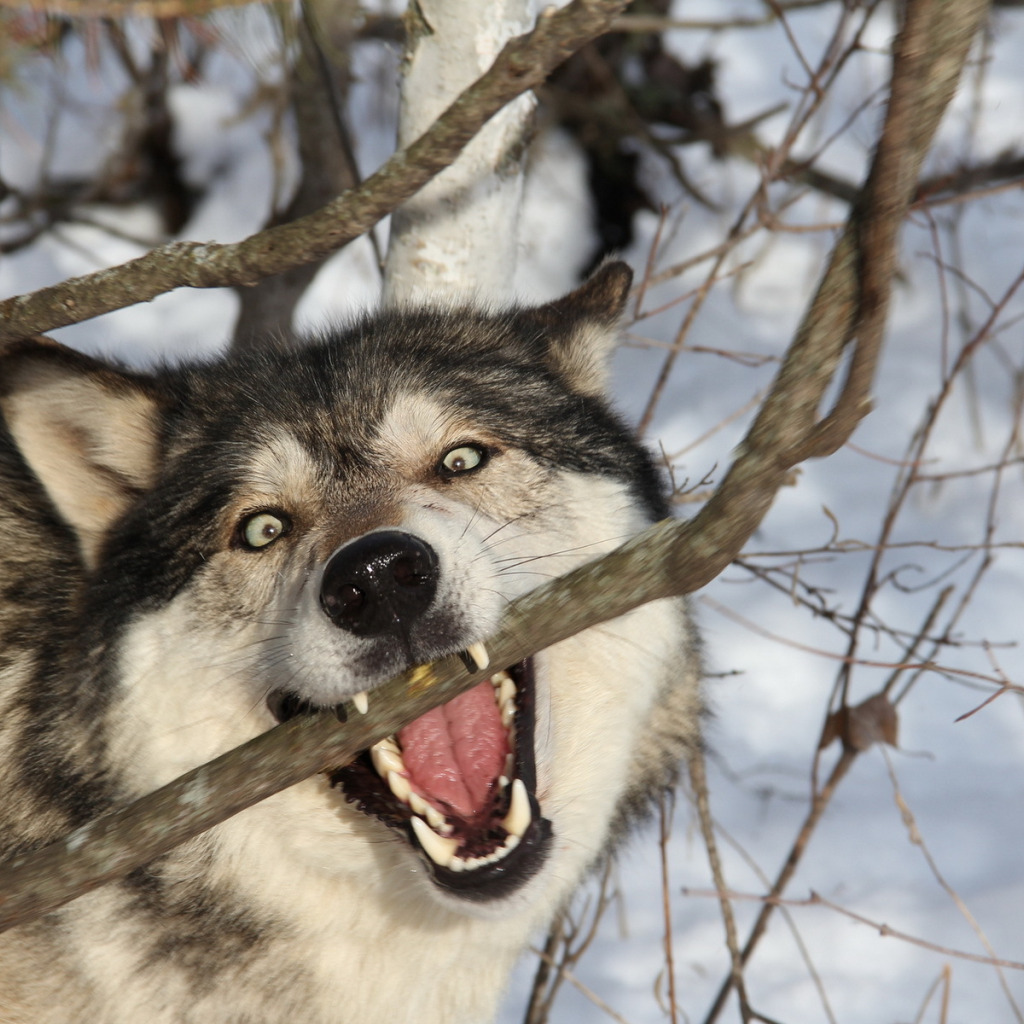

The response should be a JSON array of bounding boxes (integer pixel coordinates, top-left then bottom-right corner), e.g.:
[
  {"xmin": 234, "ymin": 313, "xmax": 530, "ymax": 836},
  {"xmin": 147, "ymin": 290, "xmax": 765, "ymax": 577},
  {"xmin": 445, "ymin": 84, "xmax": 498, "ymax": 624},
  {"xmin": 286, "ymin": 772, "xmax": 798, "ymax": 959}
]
[{"xmin": 0, "ymin": 263, "xmax": 700, "ymax": 1023}]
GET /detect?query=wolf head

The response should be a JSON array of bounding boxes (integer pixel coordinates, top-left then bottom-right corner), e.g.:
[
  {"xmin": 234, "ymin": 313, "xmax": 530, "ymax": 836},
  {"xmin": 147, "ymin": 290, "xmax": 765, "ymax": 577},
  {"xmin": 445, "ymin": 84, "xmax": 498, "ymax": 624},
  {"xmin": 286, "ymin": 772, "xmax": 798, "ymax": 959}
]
[{"xmin": 0, "ymin": 263, "xmax": 699, "ymax": 1021}]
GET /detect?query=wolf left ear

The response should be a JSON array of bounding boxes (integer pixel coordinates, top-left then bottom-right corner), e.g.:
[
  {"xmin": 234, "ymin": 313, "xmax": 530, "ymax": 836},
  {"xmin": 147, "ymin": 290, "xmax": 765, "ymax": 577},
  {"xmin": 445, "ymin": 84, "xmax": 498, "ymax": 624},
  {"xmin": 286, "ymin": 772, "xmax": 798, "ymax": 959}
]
[
  {"xmin": 524, "ymin": 261, "xmax": 633, "ymax": 398},
  {"xmin": 0, "ymin": 340, "xmax": 161, "ymax": 568}
]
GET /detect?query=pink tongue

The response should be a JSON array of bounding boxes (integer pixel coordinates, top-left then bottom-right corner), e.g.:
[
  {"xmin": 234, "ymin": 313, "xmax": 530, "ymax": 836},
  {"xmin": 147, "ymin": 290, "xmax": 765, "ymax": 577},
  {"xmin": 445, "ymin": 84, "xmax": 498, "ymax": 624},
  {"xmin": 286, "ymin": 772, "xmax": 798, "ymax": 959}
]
[{"xmin": 397, "ymin": 680, "xmax": 509, "ymax": 819}]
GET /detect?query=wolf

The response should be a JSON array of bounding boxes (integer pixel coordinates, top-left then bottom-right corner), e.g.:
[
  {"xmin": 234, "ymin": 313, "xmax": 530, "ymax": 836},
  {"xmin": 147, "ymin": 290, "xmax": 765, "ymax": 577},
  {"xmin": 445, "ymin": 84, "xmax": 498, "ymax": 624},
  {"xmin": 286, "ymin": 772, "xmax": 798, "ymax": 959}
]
[{"xmin": 0, "ymin": 261, "xmax": 700, "ymax": 1024}]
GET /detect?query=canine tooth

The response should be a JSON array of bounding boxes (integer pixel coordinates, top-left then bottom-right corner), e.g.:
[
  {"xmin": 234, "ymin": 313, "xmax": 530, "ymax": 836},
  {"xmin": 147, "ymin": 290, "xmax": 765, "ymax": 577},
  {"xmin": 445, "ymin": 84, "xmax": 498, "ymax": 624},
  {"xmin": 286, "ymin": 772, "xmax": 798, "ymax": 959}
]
[
  {"xmin": 458, "ymin": 642, "xmax": 490, "ymax": 674},
  {"xmin": 387, "ymin": 771, "xmax": 412, "ymax": 803},
  {"xmin": 352, "ymin": 691, "xmax": 369, "ymax": 715},
  {"xmin": 410, "ymin": 815, "xmax": 459, "ymax": 867},
  {"xmin": 370, "ymin": 740, "xmax": 405, "ymax": 777},
  {"xmin": 468, "ymin": 642, "xmax": 490, "ymax": 672},
  {"xmin": 502, "ymin": 778, "xmax": 532, "ymax": 838}
]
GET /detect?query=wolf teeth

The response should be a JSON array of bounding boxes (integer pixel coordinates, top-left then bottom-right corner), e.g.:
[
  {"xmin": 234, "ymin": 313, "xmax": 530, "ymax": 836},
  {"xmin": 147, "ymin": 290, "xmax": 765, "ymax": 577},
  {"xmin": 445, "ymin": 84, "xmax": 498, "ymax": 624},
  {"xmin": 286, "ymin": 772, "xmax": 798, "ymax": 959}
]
[
  {"xmin": 500, "ymin": 702, "xmax": 516, "ymax": 729},
  {"xmin": 447, "ymin": 833, "xmax": 521, "ymax": 873},
  {"xmin": 369, "ymin": 673, "xmax": 528, "ymax": 872},
  {"xmin": 352, "ymin": 690, "xmax": 369, "ymax": 714},
  {"xmin": 414, "ymin": 777, "xmax": 533, "ymax": 872},
  {"xmin": 467, "ymin": 641, "xmax": 489, "ymax": 671},
  {"xmin": 408, "ymin": 792, "xmax": 450, "ymax": 834},
  {"xmin": 502, "ymin": 778, "xmax": 531, "ymax": 839},
  {"xmin": 372, "ymin": 740, "xmax": 452, "ymax": 834},
  {"xmin": 458, "ymin": 642, "xmax": 490, "ymax": 673},
  {"xmin": 492, "ymin": 669, "xmax": 517, "ymax": 729},
  {"xmin": 496, "ymin": 671, "xmax": 516, "ymax": 705},
  {"xmin": 408, "ymin": 789, "xmax": 429, "ymax": 818},
  {"xmin": 411, "ymin": 801, "xmax": 525, "ymax": 874},
  {"xmin": 370, "ymin": 737, "xmax": 404, "ymax": 776},
  {"xmin": 386, "ymin": 770, "xmax": 412, "ymax": 803},
  {"xmin": 410, "ymin": 815, "xmax": 459, "ymax": 865}
]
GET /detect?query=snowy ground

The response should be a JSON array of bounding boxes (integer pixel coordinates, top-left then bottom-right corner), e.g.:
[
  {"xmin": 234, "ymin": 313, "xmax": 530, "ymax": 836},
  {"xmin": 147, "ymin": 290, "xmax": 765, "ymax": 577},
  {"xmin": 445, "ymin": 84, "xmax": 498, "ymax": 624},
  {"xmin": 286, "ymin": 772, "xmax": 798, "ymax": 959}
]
[{"xmin": 2, "ymin": 3, "xmax": 1024, "ymax": 1023}]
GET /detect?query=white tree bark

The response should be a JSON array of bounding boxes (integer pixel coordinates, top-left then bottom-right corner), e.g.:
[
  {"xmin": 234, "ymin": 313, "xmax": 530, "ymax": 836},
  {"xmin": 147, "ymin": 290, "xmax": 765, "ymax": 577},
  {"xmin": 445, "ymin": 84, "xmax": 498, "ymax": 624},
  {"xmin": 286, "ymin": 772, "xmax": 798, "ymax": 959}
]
[{"xmin": 382, "ymin": 0, "xmax": 537, "ymax": 305}]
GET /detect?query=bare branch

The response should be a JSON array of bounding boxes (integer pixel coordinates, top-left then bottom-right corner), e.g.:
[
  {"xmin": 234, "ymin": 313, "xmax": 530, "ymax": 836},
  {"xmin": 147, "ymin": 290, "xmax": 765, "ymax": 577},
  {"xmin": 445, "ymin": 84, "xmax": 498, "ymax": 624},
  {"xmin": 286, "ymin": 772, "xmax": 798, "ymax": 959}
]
[
  {"xmin": 682, "ymin": 887, "xmax": 1024, "ymax": 973},
  {"xmin": 0, "ymin": 0, "xmax": 631, "ymax": 344},
  {"xmin": 0, "ymin": 0, "xmax": 276, "ymax": 16}
]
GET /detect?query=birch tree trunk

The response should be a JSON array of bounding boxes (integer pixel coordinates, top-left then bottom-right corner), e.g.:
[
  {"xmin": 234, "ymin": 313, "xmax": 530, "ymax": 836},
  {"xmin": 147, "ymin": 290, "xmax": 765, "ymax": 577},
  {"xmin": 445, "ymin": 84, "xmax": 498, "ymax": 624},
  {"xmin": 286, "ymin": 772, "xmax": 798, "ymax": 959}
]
[{"xmin": 382, "ymin": 0, "xmax": 537, "ymax": 304}]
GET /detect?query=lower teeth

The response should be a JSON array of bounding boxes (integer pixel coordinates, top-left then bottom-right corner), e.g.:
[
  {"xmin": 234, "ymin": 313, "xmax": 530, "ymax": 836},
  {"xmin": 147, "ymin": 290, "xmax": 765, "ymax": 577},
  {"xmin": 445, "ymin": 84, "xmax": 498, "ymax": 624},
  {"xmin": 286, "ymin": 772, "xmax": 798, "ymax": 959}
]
[
  {"xmin": 366, "ymin": 668, "xmax": 526, "ymax": 872},
  {"xmin": 407, "ymin": 775, "xmax": 532, "ymax": 871},
  {"xmin": 501, "ymin": 778, "xmax": 531, "ymax": 837},
  {"xmin": 447, "ymin": 833, "xmax": 520, "ymax": 873},
  {"xmin": 410, "ymin": 815, "xmax": 459, "ymax": 865}
]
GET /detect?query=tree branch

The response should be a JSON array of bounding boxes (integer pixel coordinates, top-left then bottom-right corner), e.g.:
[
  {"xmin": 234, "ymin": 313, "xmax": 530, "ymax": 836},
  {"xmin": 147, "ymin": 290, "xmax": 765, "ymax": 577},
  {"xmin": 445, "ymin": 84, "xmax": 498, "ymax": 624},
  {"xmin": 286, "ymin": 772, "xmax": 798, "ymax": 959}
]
[
  {"xmin": 0, "ymin": 0, "xmax": 630, "ymax": 344},
  {"xmin": 0, "ymin": 0, "xmax": 254, "ymax": 15}
]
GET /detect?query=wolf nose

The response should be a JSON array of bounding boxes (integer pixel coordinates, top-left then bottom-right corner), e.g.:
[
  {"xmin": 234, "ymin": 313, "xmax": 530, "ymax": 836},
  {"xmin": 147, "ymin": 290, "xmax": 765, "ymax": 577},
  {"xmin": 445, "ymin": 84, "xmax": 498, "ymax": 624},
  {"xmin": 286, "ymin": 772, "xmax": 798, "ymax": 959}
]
[{"xmin": 320, "ymin": 530, "xmax": 439, "ymax": 637}]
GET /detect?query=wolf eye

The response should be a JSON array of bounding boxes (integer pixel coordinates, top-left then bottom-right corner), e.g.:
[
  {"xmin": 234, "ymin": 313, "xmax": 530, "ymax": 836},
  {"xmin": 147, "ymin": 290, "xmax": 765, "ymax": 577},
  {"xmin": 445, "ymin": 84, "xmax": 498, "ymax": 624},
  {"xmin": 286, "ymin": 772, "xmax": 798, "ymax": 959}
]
[
  {"xmin": 238, "ymin": 511, "xmax": 290, "ymax": 550},
  {"xmin": 439, "ymin": 444, "xmax": 488, "ymax": 477}
]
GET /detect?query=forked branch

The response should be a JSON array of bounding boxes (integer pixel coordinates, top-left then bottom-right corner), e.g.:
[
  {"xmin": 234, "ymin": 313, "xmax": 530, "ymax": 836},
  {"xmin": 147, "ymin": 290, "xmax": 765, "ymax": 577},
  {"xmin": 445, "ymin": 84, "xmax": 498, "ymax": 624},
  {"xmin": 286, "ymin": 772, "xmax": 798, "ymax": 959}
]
[{"xmin": 0, "ymin": 0, "xmax": 630, "ymax": 344}]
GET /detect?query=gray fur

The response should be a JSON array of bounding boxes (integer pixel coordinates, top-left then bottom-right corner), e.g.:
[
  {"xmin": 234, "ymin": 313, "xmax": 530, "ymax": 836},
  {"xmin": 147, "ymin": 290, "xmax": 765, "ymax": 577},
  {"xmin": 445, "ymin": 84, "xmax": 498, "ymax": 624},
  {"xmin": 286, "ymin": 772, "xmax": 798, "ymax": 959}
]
[{"xmin": 0, "ymin": 263, "xmax": 701, "ymax": 1024}]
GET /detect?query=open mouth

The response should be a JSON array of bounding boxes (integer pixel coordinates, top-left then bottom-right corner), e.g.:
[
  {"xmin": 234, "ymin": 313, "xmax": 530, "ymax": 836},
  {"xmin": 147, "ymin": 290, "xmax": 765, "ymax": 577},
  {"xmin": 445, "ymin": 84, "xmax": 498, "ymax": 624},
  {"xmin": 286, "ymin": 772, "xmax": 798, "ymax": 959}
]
[{"xmin": 267, "ymin": 655, "xmax": 552, "ymax": 902}]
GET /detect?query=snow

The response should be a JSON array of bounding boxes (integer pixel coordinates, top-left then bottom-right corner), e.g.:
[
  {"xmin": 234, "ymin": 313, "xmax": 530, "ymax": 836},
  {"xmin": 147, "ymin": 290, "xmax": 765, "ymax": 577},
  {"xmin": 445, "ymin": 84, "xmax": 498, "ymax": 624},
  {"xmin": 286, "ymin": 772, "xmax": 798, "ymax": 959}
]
[{"xmin": 2, "ymin": 3, "xmax": 1024, "ymax": 1021}]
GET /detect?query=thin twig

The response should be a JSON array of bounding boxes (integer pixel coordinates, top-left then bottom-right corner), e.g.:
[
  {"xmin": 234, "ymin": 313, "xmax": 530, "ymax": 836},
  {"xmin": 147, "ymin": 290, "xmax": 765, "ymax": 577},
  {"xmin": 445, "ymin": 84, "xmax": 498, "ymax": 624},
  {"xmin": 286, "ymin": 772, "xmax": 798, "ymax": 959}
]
[
  {"xmin": 657, "ymin": 792, "xmax": 680, "ymax": 1024},
  {"xmin": 682, "ymin": 887, "xmax": 1024, "ymax": 973},
  {"xmin": 688, "ymin": 746, "xmax": 751, "ymax": 1021},
  {"xmin": 882, "ymin": 748, "xmax": 1024, "ymax": 1021},
  {"xmin": 700, "ymin": 748, "xmax": 856, "ymax": 1024}
]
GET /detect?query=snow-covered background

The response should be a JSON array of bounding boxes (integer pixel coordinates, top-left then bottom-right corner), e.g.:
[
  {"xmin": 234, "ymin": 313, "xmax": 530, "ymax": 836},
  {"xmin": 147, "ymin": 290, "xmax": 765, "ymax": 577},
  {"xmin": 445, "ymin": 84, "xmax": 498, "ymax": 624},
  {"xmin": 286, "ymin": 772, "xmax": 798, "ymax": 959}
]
[{"xmin": 2, "ymin": 3, "xmax": 1023, "ymax": 1022}]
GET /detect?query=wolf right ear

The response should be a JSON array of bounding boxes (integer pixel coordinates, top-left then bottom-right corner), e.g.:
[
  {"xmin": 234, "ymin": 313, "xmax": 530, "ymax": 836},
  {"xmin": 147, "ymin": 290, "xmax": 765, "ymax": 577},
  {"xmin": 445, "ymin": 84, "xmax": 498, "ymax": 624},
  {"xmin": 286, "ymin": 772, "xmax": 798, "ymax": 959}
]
[
  {"xmin": 524, "ymin": 261, "xmax": 633, "ymax": 398},
  {"xmin": 0, "ymin": 340, "xmax": 161, "ymax": 568}
]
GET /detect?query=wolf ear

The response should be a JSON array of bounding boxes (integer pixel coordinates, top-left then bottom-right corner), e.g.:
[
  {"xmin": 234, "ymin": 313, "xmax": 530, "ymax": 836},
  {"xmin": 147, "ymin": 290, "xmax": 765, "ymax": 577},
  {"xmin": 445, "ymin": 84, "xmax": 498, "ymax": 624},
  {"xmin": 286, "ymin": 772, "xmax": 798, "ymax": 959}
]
[
  {"xmin": 525, "ymin": 261, "xmax": 633, "ymax": 398},
  {"xmin": 0, "ymin": 340, "xmax": 161, "ymax": 568}
]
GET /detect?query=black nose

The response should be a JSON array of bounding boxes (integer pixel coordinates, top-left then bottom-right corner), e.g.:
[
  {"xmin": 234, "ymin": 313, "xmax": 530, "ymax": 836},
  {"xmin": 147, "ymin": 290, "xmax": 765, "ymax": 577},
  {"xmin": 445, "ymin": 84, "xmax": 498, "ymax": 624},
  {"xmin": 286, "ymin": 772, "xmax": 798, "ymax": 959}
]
[{"xmin": 320, "ymin": 530, "xmax": 439, "ymax": 637}]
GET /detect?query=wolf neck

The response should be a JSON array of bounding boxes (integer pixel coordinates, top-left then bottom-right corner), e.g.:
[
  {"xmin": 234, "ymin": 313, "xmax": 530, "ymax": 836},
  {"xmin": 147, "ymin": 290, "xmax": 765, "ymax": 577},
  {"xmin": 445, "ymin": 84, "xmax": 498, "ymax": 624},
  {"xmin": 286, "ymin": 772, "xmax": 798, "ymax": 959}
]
[{"xmin": 207, "ymin": 789, "xmax": 536, "ymax": 1024}]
